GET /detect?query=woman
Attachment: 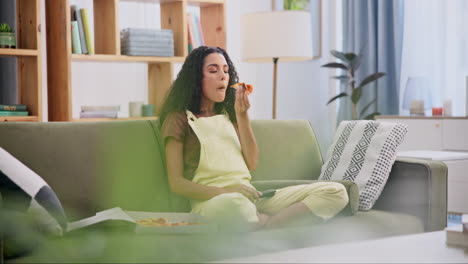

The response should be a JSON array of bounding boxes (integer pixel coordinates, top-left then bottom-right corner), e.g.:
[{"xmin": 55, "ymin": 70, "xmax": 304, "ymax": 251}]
[{"xmin": 160, "ymin": 46, "xmax": 348, "ymax": 230}]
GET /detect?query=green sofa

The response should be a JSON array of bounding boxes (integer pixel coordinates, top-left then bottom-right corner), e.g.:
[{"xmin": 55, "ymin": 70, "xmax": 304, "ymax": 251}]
[{"xmin": 0, "ymin": 119, "xmax": 447, "ymax": 263}]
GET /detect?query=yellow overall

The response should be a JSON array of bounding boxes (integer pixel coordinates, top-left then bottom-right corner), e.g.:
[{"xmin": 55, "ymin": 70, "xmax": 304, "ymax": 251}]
[{"xmin": 185, "ymin": 110, "xmax": 348, "ymax": 227}]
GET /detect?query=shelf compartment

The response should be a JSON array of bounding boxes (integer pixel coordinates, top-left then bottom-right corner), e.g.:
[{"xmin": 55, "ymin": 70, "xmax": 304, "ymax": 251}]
[
  {"xmin": 0, "ymin": 48, "xmax": 38, "ymax": 57},
  {"xmin": 72, "ymin": 54, "xmax": 185, "ymax": 63},
  {"xmin": 18, "ymin": 57, "xmax": 42, "ymax": 119},
  {"xmin": 1, "ymin": 116, "xmax": 39, "ymax": 122}
]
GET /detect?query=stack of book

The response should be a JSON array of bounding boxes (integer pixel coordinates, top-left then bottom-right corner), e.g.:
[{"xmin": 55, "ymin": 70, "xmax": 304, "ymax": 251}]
[
  {"xmin": 70, "ymin": 5, "xmax": 94, "ymax": 55},
  {"xmin": 187, "ymin": 12, "xmax": 205, "ymax": 53},
  {"xmin": 0, "ymin": 104, "xmax": 29, "ymax": 116},
  {"xmin": 120, "ymin": 28, "xmax": 174, "ymax": 57},
  {"xmin": 80, "ymin": 105, "xmax": 120, "ymax": 119},
  {"xmin": 446, "ymin": 214, "xmax": 468, "ymax": 248}
]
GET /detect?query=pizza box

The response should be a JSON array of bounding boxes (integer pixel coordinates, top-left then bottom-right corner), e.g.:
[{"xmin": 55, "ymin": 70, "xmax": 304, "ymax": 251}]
[{"xmin": 124, "ymin": 210, "xmax": 218, "ymax": 234}]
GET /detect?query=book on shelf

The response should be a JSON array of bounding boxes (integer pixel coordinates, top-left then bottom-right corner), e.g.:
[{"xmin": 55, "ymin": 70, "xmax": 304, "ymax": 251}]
[
  {"xmin": 0, "ymin": 111, "xmax": 29, "ymax": 116},
  {"xmin": 194, "ymin": 14, "xmax": 205, "ymax": 46},
  {"xmin": 81, "ymin": 105, "xmax": 120, "ymax": 112},
  {"xmin": 187, "ymin": 13, "xmax": 196, "ymax": 52},
  {"xmin": 120, "ymin": 28, "xmax": 175, "ymax": 57},
  {"xmin": 80, "ymin": 110, "xmax": 118, "ymax": 119},
  {"xmin": 0, "ymin": 104, "xmax": 27, "ymax": 111},
  {"xmin": 120, "ymin": 28, "xmax": 174, "ymax": 39},
  {"xmin": 186, "ymin": 13, "xmax": 205, "ymax": 53},
  {"xmin": 71, "ymin": 5, "xmax": 88, "ymax": 54},
  {"xmin": 463, "ymin": 214, "xmax": 468, "ymax": 232},
  {"xmin": 71, "ymin": 21, "xmax": 82, "ymax": 54},
  {"xmin": 80, "ymin": 8, "xmax": 94, "ymax": 55},
  {"xmin": 121, "ymin": 48, "xmax": 174, "ymax": 57},
  {"xmin": 191, "ymin": 13, "xmax": 201, "ymax": 49},
  {"xmin": 446, "ymin": 224, "xmax": 468, "ymax": 248}
]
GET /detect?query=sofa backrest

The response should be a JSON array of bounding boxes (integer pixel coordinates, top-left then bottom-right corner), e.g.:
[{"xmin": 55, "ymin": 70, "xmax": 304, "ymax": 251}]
[
  {"xmin": 0, "ymin": 121, "xmax": 172, "ymax": 220},
  {"xmin": 250, "ymin": 119, "xmax": 323, "ymax": 181},
  {"xmin": 0, "ymin": 119, "xmax": 324, "ymax": 219}
]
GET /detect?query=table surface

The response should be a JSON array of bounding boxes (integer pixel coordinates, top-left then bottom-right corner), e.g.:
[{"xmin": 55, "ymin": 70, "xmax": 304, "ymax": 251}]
[
  {"xmin": 397, "ymin": 150, "xmax": 468, "ymax": 161},
  {"xmin": 377, "ymin": 115, "xmax": 468, "ymax": 120},
  {"xmin": 218, "ymin": 231, "xmax": 468, "ymax": 263}
]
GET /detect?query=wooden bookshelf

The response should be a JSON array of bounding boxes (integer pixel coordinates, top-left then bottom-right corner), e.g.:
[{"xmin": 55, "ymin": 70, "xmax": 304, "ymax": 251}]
[
  {"xmin": 46, "ymin": 0, "xmax": 226, "ymax": 121},
  {"xmin": 0, "ymin": 0, "xmax": 42, "ymax": 122}
]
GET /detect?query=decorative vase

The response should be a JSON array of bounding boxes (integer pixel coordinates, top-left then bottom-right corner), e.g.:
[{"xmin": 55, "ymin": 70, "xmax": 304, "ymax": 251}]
[
  {"xmin": 402, "ymin": 77, "xmax": 432, "ymax": 116},
  {"xmin": 0, "ymin": 32, "xmax": 16, "ymax": 48}
]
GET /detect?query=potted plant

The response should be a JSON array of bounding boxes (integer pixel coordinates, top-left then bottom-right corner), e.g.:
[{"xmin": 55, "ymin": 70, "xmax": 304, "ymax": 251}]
[
  {"xmin": 284, "ymin": 0, "xmax": 309, "ymax": 10},
  {"xmin": 322, "ymin": 50, "xmax": 386, "ymax": 120},
  {"xmin": 0, "ymin": 23, "xmax": 16, "ymax": 49}
]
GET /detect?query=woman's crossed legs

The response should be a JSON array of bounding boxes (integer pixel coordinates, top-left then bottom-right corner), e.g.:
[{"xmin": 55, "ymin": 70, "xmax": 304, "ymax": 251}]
[{"xmin": 192, "ymin": 182, "xmax": 349, "ymax": 231}]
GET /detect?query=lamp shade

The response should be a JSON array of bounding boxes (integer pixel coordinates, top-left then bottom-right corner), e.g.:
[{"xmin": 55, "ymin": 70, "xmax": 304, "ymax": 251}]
[
  {"xmin": 402, "ymin": 77, "xmax": 433, "ymax": 111},
  {"xmin": 241, "ymin": 11, "xmax": 313, "ymax": 62}
]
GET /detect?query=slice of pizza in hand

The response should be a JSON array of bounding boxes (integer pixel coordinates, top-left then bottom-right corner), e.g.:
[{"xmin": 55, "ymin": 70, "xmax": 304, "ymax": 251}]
[{"xmin": 230, "ymin": 82, "xmax": 254, "ymax": 95}]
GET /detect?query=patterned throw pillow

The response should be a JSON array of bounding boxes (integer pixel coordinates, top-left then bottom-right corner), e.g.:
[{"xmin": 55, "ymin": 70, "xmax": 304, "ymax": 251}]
[
  {"xmin": 318, "ymin": 120, "xmax": 408, "ymax": 211},
  {"xmin": 0, "ymin": 147, "xmax": 67, "ymax": 235}
]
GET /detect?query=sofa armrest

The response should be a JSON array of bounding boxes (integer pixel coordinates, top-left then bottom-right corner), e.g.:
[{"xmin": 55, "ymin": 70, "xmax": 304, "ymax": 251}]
[{"xmin": 372, "ymin": 157, "xmax": 447, "ymax": 232}]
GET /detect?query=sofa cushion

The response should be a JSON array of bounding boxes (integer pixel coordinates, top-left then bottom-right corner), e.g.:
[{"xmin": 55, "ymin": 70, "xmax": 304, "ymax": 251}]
[
  {"xmin": 252, "ymin": 179, "xmax": 359, "ymax": 215},
  {"xmin": 319, "ymin": 121, "xmax": 408, "ymax": 210},
  {"xmin": 0, "ymin": 147, "xmax": 67, "ymax": 235},
  {"xmin": 240, "ymin": 210, "xmax": 424, "ymax": 252},
  {"xmin": 12, "ymin": 210, "xmax": 424, "ymax": 263}
]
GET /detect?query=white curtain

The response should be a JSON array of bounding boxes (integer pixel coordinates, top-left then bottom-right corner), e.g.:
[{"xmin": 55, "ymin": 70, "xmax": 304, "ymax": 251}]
[{"xmin": 400, "ymin": 0, "xmax": 468, "ymax": 116}]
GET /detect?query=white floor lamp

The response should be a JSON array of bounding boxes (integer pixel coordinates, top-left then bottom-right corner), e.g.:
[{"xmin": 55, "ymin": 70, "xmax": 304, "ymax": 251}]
[{"xmin": 241, "ymin": 11, "xmax": 313, "ymax": 119}]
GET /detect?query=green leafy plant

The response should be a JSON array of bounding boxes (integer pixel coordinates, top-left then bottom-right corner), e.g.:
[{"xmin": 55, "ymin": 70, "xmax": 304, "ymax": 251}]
[
  {"xmin": 284, "ymin": 0, "xmax": 309, "ymax": 10},
  {"xmin": 322, "ymin": 50, "xmax": 386, "ymax": 120},
  {"xmin": 0, "ymin": 23, "xmax": 14, "ymax": 33}
]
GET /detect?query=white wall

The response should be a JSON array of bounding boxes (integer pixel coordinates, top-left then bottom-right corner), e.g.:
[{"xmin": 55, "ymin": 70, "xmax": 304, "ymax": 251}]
[{"xmin": 40, "ymin": 0, "xmax": 340, "ymax": 155}]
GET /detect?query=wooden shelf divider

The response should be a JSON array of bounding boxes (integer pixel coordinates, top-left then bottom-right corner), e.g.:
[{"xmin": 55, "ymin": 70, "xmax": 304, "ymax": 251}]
[
  {"xmin": 1, "ymin": 116, "xmax": 39, "ymax": 122},
  {"xmin": 0, "ymin": 48, "xmax": 38, "ymax": 57}
]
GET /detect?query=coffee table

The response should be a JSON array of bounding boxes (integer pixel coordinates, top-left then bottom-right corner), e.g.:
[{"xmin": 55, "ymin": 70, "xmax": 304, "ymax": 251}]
[{"xmin": 218, "ymin": 231, "xmax": 468, "ymax": 263}]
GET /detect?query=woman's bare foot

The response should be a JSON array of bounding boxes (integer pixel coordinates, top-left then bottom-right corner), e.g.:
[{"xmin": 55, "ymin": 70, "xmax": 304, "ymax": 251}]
[
  {"xmin": 263, "ymin": 202, "xmax": 311, "ymax": 229},
  {"xmin": 250, "ymin": 212, "xmax": 270, "ymax": 231},
  {"xmin": 258, "ymin": 213, "xmax": 270, "ymax": 227}
]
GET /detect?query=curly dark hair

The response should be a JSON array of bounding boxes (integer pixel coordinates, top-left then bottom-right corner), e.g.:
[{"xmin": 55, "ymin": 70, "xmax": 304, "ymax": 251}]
[{"xmin": 159, "ymin": 46, "xmax": 239, "ymax": 126}]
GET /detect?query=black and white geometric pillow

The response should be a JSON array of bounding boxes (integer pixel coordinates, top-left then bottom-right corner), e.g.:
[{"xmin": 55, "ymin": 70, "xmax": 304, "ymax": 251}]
[
  {"xmin": 0, "ymin": 147, "xmax": 67, "ymax": 235},
  {"xmin": 319, "ymin": 121, "xmax": 408, "ymax": 211}
]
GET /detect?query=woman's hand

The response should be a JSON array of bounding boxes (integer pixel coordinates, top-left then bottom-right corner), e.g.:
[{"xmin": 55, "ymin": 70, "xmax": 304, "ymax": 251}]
[
  {"xmin": 224, "ymin": 184, "xmax": 262, "ymax": 201},
  {"xmin": 234, "ymin": 83, "xmax": 251, "ymax": 115}
]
